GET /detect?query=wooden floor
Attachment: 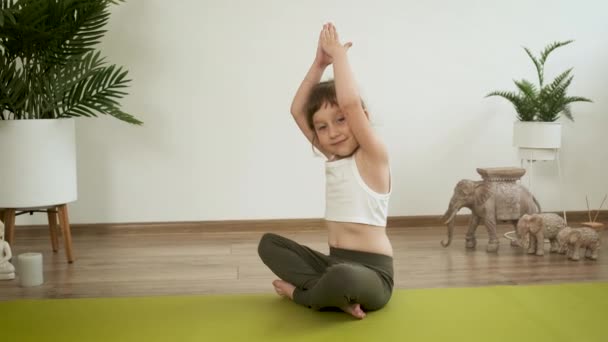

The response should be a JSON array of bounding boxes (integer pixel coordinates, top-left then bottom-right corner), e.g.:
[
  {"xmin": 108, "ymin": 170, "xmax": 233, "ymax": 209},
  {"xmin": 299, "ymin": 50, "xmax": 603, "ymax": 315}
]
[{"xmin": 1, "ymin": 223, "xmax": 607, "ymax": 300}]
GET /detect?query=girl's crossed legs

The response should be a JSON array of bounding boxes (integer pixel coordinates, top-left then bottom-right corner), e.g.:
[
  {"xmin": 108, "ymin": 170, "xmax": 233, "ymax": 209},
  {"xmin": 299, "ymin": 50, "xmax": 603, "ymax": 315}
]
[{"xmin": 257, "ymin": 233, "xmax": 394, "ymax": 319}]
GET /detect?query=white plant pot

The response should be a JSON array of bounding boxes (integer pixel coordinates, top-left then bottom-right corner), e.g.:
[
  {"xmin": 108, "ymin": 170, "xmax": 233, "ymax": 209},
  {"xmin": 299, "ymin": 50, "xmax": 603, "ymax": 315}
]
[
  {"xmin": 513, "ymin": 121, "xmax": 562, "ymax": 149},
  {"xmin": 0, "ymin": 119, "xmax": 77, "ymax": 208},
  {"xmin": 513, "ymin": 121, "xmax": 562, "ymax": 161}
]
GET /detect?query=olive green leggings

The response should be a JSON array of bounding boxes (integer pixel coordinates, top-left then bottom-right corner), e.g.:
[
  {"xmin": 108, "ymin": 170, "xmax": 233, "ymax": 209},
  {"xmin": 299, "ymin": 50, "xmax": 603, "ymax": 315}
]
[{"xmin": 257, "ymin": 233, "xmax": 394, "ymax": 311}]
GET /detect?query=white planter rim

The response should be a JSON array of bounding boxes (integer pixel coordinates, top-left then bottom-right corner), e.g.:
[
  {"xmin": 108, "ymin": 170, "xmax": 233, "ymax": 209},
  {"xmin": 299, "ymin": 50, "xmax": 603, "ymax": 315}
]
[{"xmin": 513, "ymin": 121, "xmax": 561, "ymax": 124}]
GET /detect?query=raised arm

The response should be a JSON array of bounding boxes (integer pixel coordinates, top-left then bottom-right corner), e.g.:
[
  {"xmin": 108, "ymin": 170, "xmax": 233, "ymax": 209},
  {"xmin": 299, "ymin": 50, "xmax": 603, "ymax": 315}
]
[
  {"xmin": 290, "ymin": 64, "xmax": 327, "ymax": 155},
  {"xmin": 320, "ymin": 23, "xmax": 388, "ymax": 164},
  {"xmin": 290, "ymin": 26, "xmax": 341, "ymax": 158}
]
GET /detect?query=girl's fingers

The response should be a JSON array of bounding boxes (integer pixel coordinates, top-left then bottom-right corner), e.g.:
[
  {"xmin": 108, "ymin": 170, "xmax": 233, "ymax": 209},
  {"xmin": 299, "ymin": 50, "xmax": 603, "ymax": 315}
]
[
  {"xmin": 329, "ymin": 23, "xmax": 339, "ymax": 42},
  {"xmin": 320, "ymin": 22, "xmax": 344, "ymax": 47},
  {"xmin": 323, "ymin": 27, "xmax": 331, "ymax": 42}
]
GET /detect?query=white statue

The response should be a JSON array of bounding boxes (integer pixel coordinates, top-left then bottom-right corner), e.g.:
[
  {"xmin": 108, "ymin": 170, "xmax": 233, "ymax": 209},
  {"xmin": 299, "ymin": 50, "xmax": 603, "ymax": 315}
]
[{"xmin": 0, "ymin": 221, "xmax": 16, "ymax": 280}]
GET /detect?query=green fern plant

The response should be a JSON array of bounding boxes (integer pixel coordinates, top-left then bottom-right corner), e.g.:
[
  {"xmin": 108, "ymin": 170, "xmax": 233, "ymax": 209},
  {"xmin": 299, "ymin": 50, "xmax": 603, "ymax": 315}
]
[
  {"xmin": 486, "ymin": 40, "xmax": 592, "ymax": 122},
  {"xmin": 0, "ymin": 0, "xmax": 141, "ymax": 124}
]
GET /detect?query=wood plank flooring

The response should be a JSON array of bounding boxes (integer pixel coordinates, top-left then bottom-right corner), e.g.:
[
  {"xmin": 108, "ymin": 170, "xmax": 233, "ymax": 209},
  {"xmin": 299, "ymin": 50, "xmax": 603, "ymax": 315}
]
[{"xmin": 1, "ymin": 223, "xmax": 607, "ymax": 300}]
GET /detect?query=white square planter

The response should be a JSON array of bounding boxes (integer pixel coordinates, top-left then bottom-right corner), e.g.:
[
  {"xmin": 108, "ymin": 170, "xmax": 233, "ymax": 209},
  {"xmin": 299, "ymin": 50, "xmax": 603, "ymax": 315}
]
[
  {"xmin": 513, "ymin": 121, "xmax": 562, "ymax": 149},
  {"xmin": 513, "ymin": 121, "xmax": 562, "ymax": 161},
  {"xmin": 0, "ymin": 119, "xmax": 77, "ymax": 208}
]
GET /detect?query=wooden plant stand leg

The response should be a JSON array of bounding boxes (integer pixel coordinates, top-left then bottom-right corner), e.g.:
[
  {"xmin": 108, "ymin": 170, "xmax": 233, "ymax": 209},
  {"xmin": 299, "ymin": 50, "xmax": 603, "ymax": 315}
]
[
  {"xmin": 57, "ymin": 204, "xmax": 74, "ymax": 263},
  {"xmin": 47, "ymin": 207, "xmax": 60, "ymax": 253},
  {"xmin": 3, "ymin": 209, "xmax": 16, "ymax": 246}
]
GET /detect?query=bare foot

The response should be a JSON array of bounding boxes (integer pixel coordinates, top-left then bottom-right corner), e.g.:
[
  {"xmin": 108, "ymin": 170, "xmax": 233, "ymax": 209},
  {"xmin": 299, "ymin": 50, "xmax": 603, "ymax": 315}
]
[
  {"xmin": 272, "ymin": 280, "xmax": 366, "ymax": 319},
  {"xmin": 272, "ymin": 279, "xmax": 295, "ymax": 300},
  {"xmin": 342, "ymin": 303, "xmax": 366, "ymax": 319}
]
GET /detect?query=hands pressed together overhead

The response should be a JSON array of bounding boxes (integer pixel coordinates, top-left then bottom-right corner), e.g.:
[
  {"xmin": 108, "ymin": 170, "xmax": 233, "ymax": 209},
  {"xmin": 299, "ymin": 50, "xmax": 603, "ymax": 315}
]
[{"xmin": 315, "ymin": 23, "xmax": 352, "ymax": 67}]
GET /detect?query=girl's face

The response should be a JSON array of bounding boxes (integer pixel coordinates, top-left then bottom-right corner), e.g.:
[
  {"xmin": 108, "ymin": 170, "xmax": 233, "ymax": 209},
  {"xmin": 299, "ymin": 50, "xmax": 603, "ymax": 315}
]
[{"xmin": 312, "ymin": 103, "xmax": 359, "ymax": 158}]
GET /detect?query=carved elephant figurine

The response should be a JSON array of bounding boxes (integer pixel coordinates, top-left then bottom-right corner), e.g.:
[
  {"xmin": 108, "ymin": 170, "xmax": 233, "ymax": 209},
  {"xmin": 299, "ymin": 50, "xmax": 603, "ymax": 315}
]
[
  {"xmin": 556, "ymin": 227, "xmax": 601, "ymax": 261},
  {"xmin": 516, "ymin": 213, "xmax": 567, "ymax": 256},
  {"xmin": 441, "ymin": 178, "xmax": 540, "ymax": 253}
]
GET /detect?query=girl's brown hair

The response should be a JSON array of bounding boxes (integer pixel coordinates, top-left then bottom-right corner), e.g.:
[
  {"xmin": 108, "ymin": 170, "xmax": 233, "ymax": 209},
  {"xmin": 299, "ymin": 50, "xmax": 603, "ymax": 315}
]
[
  {"xmin": 305, "ymin": 80, "xmax": 338, "ymax": 130},
  {"xmin": 304, "ymin": 79, "xmax": 366, "ymax": 130}
]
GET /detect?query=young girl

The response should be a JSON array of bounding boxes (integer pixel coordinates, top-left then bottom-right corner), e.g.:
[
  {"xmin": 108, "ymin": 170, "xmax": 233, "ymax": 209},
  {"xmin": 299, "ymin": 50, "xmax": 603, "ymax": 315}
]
[{"xmin": 258, "ymin": 23, "xmax": 393, "ymax": 319}]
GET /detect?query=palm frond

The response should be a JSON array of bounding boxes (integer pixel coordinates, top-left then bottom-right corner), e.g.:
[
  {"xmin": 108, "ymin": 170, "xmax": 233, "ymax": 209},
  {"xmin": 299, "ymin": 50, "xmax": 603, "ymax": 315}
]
[
  {"xmin": 0, "ymin": 0, "xmax": 141, "ymax": 125},
  {"xmin": 60, "ymin": 63, "xmax": 140, "ymax": 124},
  {"xmin": 55, "ymin": 0, "xmax": 112, "ymax": 59},
  {"xmin": 2, "ymin": 1, "xmax": 113, "ymax": 64},
  {"xmin": 0, "ymin": 0, "xmax": 50, "ymax": 61},
  {"xmin": 105, "ymin": 108, "xmax": 142, "ymax": 125},
  {"xmin": 0, "ymin": 6, "xmax": 17, "ymax": 27},
  {"xmin": 0, "ymin": 52, "xmax": 27, "ymax": 118}
]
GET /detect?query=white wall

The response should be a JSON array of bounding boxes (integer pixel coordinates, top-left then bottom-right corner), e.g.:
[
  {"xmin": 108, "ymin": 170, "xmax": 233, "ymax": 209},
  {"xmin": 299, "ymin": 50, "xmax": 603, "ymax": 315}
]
[{"xmin": 20, "ymin": 0, "xmax": 608, "ymax": 224}]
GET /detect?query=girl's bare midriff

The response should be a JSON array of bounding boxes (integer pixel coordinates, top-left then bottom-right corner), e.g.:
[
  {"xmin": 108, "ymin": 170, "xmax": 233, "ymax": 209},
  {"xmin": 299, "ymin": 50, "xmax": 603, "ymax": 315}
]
[{"xmin": 326, "ymin": 220, "xmax": 393, "ymax": 257}]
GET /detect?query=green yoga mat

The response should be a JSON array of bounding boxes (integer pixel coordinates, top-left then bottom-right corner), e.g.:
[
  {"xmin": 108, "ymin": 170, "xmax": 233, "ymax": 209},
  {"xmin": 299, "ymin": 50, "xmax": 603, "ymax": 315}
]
[{"xmin": 3, "ymin": 282, "xmax": 606, "ymax": 342}]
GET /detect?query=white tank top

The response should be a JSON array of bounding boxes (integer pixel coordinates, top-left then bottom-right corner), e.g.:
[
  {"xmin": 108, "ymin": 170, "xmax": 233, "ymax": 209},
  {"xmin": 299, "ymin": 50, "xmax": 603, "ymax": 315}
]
[{"xmin": 324, "ymin": 155, "xmax": 391, "ymax": 227}]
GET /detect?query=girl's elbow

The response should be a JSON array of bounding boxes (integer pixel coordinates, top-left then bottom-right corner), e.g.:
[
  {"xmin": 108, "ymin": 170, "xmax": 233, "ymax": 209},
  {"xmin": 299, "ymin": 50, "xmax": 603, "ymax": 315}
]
[{"xmin": 339, "ymin": 101, "xmax": 363, "ymax": 114}]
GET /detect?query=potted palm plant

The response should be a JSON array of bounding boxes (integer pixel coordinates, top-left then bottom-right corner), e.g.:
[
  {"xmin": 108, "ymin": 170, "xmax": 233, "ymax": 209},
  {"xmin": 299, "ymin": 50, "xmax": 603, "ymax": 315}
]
[
  {"xmin": 0, "ymin": 0, "xmax": 141, "ymax": 210},
  {"xmin": 486, "ymin": 40, "xmax": 592, "ymax": 159}
]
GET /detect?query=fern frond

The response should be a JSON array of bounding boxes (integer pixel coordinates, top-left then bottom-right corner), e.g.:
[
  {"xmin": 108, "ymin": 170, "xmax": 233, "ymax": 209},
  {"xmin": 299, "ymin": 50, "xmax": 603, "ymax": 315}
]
[
  {"xmin": 487, "ymin": 40, "xmax": 590, "ymax": 122},
  {"xmin": 564, "ymin": 96, "xmax": 592, "ymax": 104},
  {"xmin": 561, "ymin": 105, "xmax": 573, "ymax": 121},
  {"xmin": 486, "ymin": 90, "xmax": 536, "ymax": 121},
  {"xmin": 537, "ymin": 71, "xmax": 572, "ymax": 120},
  {"xmin": 513, "ymin": 79, "xmax": 538, "ymax": 99},
  {"xmin": 537, "ymin": 79, "xmax": 592, "ymax": 122},
  {"xmin": 539, "ymin": 40, "xmax": 573, "ymax": 66},
  {"xmin": 524, "ymin": 47, "xmax": 543, "ymax": 87},
  {"xmin": 546, "ymin": 68, "xmax": 573, "ymax": 93}
]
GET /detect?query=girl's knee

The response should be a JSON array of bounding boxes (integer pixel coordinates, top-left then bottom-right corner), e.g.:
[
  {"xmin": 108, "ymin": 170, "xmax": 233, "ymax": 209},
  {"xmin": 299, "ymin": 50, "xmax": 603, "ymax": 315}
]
[
  {"xmin": 257, "ymin": 233, "xmax": 282, "ymax": 260},
  {"xmin": 259, "ymin": 233, "xmax": 278, "ymax": 245},
  {"xmin": 257, "ymin": 233, "xmax": 273, "ymax": 257}
]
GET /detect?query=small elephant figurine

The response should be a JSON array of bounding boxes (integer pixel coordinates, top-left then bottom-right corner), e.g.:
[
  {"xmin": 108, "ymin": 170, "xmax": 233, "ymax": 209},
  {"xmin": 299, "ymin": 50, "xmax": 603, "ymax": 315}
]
[
  {"xmin": 556, "ymin": 227, "xmax": 601, "ymax": 261},
  {"xmin": 516, "ymin": 213, "xmax": 566, "ymax": 256}
]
